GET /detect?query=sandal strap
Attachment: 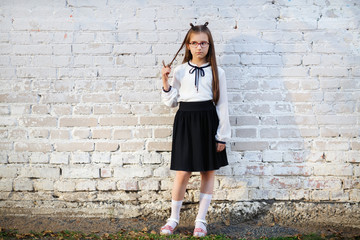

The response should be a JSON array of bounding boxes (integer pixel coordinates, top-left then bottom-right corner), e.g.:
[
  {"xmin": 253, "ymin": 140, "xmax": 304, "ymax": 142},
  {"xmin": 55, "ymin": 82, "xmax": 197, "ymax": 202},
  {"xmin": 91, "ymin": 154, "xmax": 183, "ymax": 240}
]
[
  {"xmin": 194, "ymin": 227, "xmax": 207, "ymax": 234},
  {"xmin": 167, "ymin": 218, "xmax": 179, "ymax": 225},
  {"xmin": 195, "ymin": 219, "xmax": 207, "ymax": 226}
]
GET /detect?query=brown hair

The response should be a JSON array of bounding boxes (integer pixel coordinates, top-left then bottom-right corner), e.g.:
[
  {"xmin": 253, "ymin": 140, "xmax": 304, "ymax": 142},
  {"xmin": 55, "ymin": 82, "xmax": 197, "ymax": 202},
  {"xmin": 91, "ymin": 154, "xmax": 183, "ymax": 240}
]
[{"xmin": 164, "ymin": 22, "xmax": 220, "ymax": 104}]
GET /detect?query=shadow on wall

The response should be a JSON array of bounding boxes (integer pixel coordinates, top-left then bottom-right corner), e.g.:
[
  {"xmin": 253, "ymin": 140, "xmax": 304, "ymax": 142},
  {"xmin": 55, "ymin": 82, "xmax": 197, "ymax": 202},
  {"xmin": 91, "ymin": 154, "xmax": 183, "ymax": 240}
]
[{"xmin": 212, "ymin": 0, "xmax": 359, "ymax": 203}]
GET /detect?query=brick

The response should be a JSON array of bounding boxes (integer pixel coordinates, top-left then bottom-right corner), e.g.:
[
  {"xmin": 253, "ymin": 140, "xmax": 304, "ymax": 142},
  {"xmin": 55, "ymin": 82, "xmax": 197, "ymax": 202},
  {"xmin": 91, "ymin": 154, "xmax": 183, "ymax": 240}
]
[
  {"xmin": 14, "ymin": 142, "xmax": 52, "ymax": 152},
  {"xmin": 54, "ymin": 180, "xmax": 76, "ymax": 192},
  {"xmin": 99, "ymin": 117, "xmax": 138, "ymax": 126},
  {"xmin": 230, "ymin": 116, "xmax": 260, "ymax": 126},
  {"xmin": 120, "ymin": 142, "xmax": 144, "ymax": 152},
  {"xmin": 283, "ymin": 151, "xmax": 306, "ymax": 163},
  {"xmin": 95, "ymin": 142, "xmax": 119, "ymax": 152},
  {"xmin": 14, "ymin": 178, "xmax": 33, "ymax": 191},
  {"xmin": 311, "ymin": 190, "xmax": 330, "ymax": 201},
  {"xmin": 122, "ymin": 92, "xmax": 160, "ymax": 102},
  {"xmin": 133, "ymin": 129, "xmax": 152, "ymax": 138},
  {"xmin": 289, "ymin": 189, "xmax": 310, "ymax": 200},
  {"xmin": 92, "ymin": 152, "xmax": 111, "ymax": 163},
  {"xmin": 111, "ymin": 153, "xmax": 139, "ymax": 165},
  {"xmin": 114, "ymin": 167, "xmax": 152, "ymax": 178},
  {"xmin": 330, "ymin": 190, "xmax": 349, "ymax": 201},
  {"xmin": 0, "ymin": 142, "xmax": 12, "ymax": 151},
  {"xmin": 313, "ymin": 164, "xmax": 353, "ymax": 176},
  {"xmin": 113, "ymin": 129, "xmax": 132, "ymax": 139},
  {"xmin": 160, "ymin": 179, "xmax": 173, "ymax": 190},
  {"xmin": 348, "ymin": 151, "xmax": 360, "ymax": 163},
  {"xmin": 29, "ymin": 129, "xmax": 48, "ymax": 139},
  {"xmin": 96, "ymin": 180, "xmax": 116, "ymax": 191},
  {"xmin": 50, "ymin": 130, "xmax": 69, "ymax": 140},
  {"xmin": 19, "ymin": 167, "xmax": 60, "ymax": 179},
  {"xmin": 50, "ymin": 152, "xmax": 69, "ymax": 164},
  {"xmin": 147, "ymin": 141, "xmax": 171, "ymax": 151},
  {"xmin": 139, "ymin": 116, "xmax": 174, "ymax": 125},
  {"xmin": 272, "ymin": 165, "xmax": 311, "ymax": 176},
  {"xmin": 73, "ymin": 106, "xmax": 92, "ymax": 115},
  {"xmin": 263, "ymin": 177, "xmax": 301, "ymax": 189},
  {"xmin": 260, "ymin": 128, "xmax": 279, "ymax": 138},
  {"xmin": 116, "ymin": 180, "xmax": 139, "ymax": 191},
  {"xmin": 100, "ymin": 168, "xmax": 112, "ymax": 178},
  {"xmin": 71, "ymin": 152, "xmax": 90, "ymax": 164},
  {"xmin": 0, "ymin": 179, "xmax": 12, "ymax": 191},
  {"xmin": 93, "ymin": 105, "xmax": 111, "ymax": 114},
  {"xmin": 60, "ymin": 117, "xmax": 97, "ymax": 127},
  {"xmin": 244, "ymin": 151, "xmax": 262, "ymax": 162},
  {"xmin": 235, "ymin": 128, "xmax": 256, "ymax": 138},
  {"xmin": 8, "ymin": 129, "xmax": 27, "ymax": 139},
  {"xmin": 153, "ymin": 167, "xmax": 172, "ymax": 177},
  {"xmin": 139, "ymin": 179, "xmax": 159, "ymax": 190},
  {"xmin": 231, "ymin": 141, "xmax": 269, "ymax": 151},
  {"xmin": 0, "ymin": 166, "xmax": 18, "ymax": 178},
  {"xmin": 72, "ymin": 129, "xmax": 91, "ymax": 139},
  {"xmin": 350, "ymin": 190, "xmax": 360, "ymax": 202},
  {"xmin": 34, "ymin": 179, "xmax": 54, "ymax": 191},
  {"xmin": 351, "ymin": 141, "xmax": 360, "ymax": 150},
  {"xmin": 314, "ymin": 141, "xmax": 349, "ymax": 151},
  {"xmin": 19, "ymin": 117, "xmax": 57, "ymax": 127},
  {"xmin": 62, "ymin": 166, "xmax": 99, "ymax": 179},
  {"xmin": 82, "ymin": 93, "xmax": 120, "ymax": 103},
  {"xmin": 75, "ymin": 180, "xmax": 96, "ymax": 191},
  {"xmin": 55, "ymin": 142, "xmax": 94, "ymax": 152},
  {"xmin": 154, "ymin": 128, "xmax": 172, "ymax": 138},
  {"xmin": 73, "ymin": 44, "xmax": 112, "ymax": 54}
]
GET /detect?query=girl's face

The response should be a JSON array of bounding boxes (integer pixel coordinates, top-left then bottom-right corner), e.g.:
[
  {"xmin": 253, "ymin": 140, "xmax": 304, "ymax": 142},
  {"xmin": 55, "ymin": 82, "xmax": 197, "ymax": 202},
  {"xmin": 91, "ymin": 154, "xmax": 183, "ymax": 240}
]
[{"xmin": 187, "ymin": 32, "xmax": 210, "ymax": 62}]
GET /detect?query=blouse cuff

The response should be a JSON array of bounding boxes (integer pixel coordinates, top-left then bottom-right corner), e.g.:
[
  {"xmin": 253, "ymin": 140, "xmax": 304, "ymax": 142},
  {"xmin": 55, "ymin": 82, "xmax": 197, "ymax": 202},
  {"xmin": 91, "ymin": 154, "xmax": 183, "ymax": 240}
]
[
  {"xmin": 215, "ymin": 140, "xmax": 226, "ymax": 144},
  {"xmin": 162, "ymin": 85, "xmax": 172, "ymax": 92}
]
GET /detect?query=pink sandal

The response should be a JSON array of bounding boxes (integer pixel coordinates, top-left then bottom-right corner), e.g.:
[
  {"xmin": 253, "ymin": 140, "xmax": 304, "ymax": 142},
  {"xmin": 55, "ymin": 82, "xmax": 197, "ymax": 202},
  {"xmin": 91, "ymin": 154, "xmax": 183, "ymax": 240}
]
[
  {"xmin": 193, "ymin": 219, "xmax": 208, "ymax": 237},
  {"xmin": 160, "ymin": 218, "xmax": 178, "ymax": 235}
]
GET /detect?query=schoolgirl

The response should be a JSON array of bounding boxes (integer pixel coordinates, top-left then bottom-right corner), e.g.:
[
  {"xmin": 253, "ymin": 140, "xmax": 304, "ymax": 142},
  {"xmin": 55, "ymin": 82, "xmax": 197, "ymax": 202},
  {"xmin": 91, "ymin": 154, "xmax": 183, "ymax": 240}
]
[{"xmin": 160, "ymin": 22, "xmax": 231, "ymax": 237}]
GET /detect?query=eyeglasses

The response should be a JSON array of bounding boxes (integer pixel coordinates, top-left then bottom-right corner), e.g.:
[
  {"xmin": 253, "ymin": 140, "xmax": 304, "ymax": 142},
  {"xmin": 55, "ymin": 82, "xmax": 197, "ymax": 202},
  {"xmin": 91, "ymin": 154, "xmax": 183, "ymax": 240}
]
[{"xmin": 189, "ymin": 41, "xmax": 210, "ymax": 48}]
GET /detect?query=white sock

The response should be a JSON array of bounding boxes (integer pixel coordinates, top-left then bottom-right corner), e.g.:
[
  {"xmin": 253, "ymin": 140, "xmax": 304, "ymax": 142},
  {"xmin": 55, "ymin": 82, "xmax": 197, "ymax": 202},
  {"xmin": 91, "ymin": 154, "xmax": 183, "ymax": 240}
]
[
  {"xmin": 170, "ymin": 199, "xmax": 183, "ymax": 224},
  {"xmin": 196, "ymin": 193, "xmax": 212, "ymax": 222},
  {"xmin": 161, "ymin": 199, "xmax": 182, "ymax": 234},
  {"xmin": 195, "ymin": 193, "xmax": 212, "ymax": 231}
]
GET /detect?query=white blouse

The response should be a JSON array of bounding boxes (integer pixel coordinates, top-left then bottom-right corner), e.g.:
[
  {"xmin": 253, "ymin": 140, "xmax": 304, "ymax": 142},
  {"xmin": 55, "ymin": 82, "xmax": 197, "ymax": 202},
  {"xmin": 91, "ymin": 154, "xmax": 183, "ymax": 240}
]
[{"xmin": 161, "ymin": 61, "xmax": 231, "ymax": 143}]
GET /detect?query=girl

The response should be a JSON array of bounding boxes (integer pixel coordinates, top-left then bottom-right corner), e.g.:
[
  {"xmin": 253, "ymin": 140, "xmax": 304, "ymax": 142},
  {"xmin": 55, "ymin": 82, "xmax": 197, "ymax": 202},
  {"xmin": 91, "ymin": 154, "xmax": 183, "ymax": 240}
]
[{"xmin": 160, "ymin": 22, "xmax": 231, "ymax": 237}]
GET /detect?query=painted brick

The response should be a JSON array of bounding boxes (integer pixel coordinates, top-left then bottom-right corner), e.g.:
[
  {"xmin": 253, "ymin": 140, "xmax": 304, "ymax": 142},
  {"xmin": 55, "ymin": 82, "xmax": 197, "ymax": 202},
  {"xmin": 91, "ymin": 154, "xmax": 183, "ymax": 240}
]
[
  {"xmin": 75, "ymin": 180, "xmax": 96, "ymax": 191},
  {"xmin": 0, "ymin": 0, "xmax": 359, "ymax": 209},
  {"xmin": 62, "ymin": 167, "xmax": 100, "ymax": 179},
  {"xmin": 55, "ymin": 142, "xmax": 94, "ymax": 152},
  {"xmin": 114, "ymin": 167, "xmax": 152, "ymax": 178},
  {"xmin": 14, "ymin": 178, "xmax": 33, "ymax": 191}
]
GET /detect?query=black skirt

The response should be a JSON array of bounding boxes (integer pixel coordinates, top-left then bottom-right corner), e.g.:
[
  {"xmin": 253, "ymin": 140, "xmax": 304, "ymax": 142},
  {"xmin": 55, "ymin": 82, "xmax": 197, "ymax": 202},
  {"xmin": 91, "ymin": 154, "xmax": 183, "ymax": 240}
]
[{"xmin": 170, "ymin": 100, "xmax": 228, "ymax": 172}]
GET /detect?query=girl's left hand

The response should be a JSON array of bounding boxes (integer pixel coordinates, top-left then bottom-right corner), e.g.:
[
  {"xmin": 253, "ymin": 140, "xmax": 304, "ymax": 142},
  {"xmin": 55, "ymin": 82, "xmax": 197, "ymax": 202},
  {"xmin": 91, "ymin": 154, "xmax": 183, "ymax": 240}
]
[{"xmin": 216, "ymin": 143, "xmax": 226, "ymax": 152}]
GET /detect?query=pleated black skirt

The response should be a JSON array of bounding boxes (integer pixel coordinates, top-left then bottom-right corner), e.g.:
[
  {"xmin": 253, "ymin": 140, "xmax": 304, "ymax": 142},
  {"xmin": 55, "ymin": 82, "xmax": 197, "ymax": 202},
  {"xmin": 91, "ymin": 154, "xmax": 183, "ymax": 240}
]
[{"xmin": 170, "ymin": 100, "xmax": 228, "ymax": 172}]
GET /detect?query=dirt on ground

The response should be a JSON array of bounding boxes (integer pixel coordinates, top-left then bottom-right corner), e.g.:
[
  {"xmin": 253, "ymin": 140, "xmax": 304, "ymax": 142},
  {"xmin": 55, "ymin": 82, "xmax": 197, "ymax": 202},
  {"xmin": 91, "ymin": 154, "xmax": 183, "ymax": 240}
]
[{"xmin": 1, "ymin": 215, "xmax": 360, "ymax": 239}]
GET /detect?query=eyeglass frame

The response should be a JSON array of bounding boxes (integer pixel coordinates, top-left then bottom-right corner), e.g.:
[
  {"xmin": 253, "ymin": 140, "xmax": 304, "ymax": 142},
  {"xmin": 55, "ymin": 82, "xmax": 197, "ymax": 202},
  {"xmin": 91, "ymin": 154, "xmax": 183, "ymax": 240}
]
[{"xmin": 188, "ymin": 41, "xmax": 210, "ymax": 48}]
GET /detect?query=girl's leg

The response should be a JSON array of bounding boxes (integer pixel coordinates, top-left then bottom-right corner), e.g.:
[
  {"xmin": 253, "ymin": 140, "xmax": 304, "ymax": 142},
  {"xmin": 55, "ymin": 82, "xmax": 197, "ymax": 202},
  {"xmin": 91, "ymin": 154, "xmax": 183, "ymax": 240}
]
[
  {"xmin": 160, "ymin": 171, "xmax": 191, "ymax": 235},
  {"xmin": 172, "ymin": 171, "xmax": 192, "ymax": 200},
  {"xmin": 194, "ymin": 170, "xmax": 215, "ymax": 237}
]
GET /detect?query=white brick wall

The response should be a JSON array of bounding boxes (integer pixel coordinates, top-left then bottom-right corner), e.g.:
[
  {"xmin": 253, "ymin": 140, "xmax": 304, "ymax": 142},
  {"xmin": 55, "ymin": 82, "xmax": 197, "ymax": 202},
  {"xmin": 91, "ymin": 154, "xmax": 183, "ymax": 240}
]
[{"xmin": 0, "ymin": 0, "xmax": 359, "ymax": 216}]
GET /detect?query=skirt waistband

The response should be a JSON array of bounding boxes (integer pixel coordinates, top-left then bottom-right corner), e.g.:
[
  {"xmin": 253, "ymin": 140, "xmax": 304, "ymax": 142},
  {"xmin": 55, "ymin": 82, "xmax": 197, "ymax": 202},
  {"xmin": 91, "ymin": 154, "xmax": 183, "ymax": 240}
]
[{"xmin": 179, "ymin": 100, "xmax": 215, "ymax": 111}]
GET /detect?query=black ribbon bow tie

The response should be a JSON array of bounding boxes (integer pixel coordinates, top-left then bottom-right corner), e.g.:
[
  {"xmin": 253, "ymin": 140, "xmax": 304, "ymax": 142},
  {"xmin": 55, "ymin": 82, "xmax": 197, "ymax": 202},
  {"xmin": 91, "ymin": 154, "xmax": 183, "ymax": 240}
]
[{"xmin": 188, "ymin": 61, "xmax": 211, "ymax": 92}]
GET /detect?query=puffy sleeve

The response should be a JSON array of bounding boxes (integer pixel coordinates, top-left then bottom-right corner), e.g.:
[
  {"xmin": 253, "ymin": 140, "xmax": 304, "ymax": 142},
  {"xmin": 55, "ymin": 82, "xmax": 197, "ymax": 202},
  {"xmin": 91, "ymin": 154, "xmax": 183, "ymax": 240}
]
[
  {"xmin": 161, "ymin": 67, "xmax": 180, "ymax": 108},
  {"xmin": 215, "ymin": 68, "xmax": 231, "ymax": 143}
]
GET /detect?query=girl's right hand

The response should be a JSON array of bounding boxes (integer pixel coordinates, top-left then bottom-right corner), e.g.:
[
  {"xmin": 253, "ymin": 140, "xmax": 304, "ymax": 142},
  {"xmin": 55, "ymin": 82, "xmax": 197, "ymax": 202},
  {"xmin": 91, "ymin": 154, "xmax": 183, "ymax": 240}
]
[
  {"xmin": 161, "ymin": 66, "xmax": 171, "ymax": 83},
  {"xmin": 161, "ymin": 66, "xmax": 171, "ymax": 91}
]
